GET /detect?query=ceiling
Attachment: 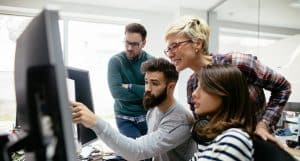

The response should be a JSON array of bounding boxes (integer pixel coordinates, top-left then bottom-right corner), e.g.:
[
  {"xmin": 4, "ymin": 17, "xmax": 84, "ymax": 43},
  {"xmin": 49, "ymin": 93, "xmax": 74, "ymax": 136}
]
[
  {"xmin": 1, "ymin": 0, "xmax": 300, "ymax": 29},
  {"xmin": 52, "ymin": 0, "xmax": 300, "ymax": 29},
  {"xmin": 55, "ymin": 0, "xmax": 222, "ymax": 13},
  {"xmin": 216, "ymin": 0, "xmax": 300, "ymax": 29}
]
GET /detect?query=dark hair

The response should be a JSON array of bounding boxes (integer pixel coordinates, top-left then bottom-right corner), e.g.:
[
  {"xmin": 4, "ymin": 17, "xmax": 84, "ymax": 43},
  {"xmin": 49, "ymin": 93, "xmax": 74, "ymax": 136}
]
[
  {"xmin": 125, "ymin": 23, "xmax": 147, "ymax": 41},
  {"xmin": 141, "ymin": 58, "xmax": 178, "ymax": 83},
  {"xmin": 193, "ymin": 64, "xmax": 256, "ymax": 141}
]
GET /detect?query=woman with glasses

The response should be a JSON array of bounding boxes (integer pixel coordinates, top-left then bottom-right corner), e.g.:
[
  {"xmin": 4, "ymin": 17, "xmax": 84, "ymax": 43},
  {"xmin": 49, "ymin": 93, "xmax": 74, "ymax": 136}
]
[
  {"xmin": 189, "ymin": 64, "xmax": 256, "ymax": 160},
  {"xmin": 164, "ymin": 16, "xmax": 291, "ymax": 143}
]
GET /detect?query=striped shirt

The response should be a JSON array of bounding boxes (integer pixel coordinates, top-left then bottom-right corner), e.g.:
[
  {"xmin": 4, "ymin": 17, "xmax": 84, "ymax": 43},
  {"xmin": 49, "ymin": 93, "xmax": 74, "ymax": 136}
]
[
  {"xmin": 187, "ymin": 52, "xmax": 291, "ymax": 126},
  {"xmin": 190, "ymin": 128, "xmax": 254, "ymax": 161}
]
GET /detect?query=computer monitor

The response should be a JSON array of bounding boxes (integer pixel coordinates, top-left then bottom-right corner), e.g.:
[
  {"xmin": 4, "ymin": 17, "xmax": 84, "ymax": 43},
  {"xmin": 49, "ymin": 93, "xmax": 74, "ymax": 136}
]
[
  {"xmin": 67, "ymin": 67, "xmax": 97, "ymax": 145},
  {"xmin": 11, "ymin": 9, "xmax": 76, "ymax": 161}
]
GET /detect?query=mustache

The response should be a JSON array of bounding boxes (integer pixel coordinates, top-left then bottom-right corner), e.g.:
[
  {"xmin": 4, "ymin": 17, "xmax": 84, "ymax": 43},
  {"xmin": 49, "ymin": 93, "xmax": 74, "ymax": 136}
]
[
  {"xmin": 143, "ymin": 88, "xmax": 167, "ymax": 110},
  {"xmin": 143, "ymin": 92, "xmax": 155, "ymax": 110},
  {"xmin": 144, "ymin": 91, "xmax": 153, "ymax": 97}
]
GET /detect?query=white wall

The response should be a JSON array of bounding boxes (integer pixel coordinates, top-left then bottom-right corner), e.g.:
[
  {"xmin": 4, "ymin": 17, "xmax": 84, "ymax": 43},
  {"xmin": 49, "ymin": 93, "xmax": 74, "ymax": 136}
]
[{"xmin": 260, "ymin": 34, "xmax": 300, "ymax": 102}]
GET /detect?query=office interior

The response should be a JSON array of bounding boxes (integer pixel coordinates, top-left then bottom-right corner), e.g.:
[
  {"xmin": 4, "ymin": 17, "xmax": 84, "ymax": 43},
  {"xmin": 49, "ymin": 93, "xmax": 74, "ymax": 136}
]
[{"xmin": 0, "ymin": 0, "xmax": 300, "ymax": 159}]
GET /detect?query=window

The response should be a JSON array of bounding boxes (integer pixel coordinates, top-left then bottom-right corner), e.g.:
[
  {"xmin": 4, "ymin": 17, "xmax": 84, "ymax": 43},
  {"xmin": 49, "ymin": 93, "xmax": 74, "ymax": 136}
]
[
  {"xmin": 0, "ymin": 13, "xmax": 126, "ymax": 132},
  {"xmin": 67, "ymin": 20, "xmax": 125, "ymax": 126},
  {"xmin": 0, "ymin": 14, "xmax": 31, "ymax": 132}
]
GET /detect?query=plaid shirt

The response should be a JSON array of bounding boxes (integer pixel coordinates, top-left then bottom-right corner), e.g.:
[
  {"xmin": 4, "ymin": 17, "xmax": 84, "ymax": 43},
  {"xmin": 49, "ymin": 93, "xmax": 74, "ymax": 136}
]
[{"xmin": 187, "ymin": 52, "xmax": 291, "ymax": 126}]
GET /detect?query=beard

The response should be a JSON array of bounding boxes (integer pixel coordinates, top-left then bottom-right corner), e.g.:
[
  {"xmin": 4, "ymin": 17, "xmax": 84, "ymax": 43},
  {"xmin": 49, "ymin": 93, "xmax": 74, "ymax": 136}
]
[
  {"xmin": 143, "ymin": 87, "xmax": 167, "ymax": 110},
  {"xmin": 125, "ymin": 51, "xmax": 139, "ymax": 60}
]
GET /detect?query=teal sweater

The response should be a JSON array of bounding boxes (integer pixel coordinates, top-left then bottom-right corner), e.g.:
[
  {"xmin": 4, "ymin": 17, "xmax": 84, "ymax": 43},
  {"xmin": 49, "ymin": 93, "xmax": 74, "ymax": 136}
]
[{"xmin": 107, "ymin": 51, "xmax": 153, "ymax": 116}]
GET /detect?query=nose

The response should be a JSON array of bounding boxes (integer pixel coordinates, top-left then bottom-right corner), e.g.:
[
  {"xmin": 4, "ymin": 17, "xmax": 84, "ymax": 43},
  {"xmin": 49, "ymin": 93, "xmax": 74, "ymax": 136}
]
[
  {"xmin": 127, "ymin": 45, "xmax": 133, "ymax": 50},
  {"xmin": 167, "ymin": 50, "xmax": 177, "ymax": 59},
  {"xmin": 192, "ymin": 90, "xmax": 197, "ymax": 101},
  {"xmin": 145, "ymin": 84, "xmax": 151, "ymax": 92},
  {"xmin": 192, "ymin": 87, "xmax": 200, "ymax": 102}
]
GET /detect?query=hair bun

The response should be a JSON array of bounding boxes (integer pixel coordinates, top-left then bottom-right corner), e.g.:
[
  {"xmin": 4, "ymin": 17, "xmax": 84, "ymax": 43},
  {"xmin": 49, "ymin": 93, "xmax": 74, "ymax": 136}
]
[{"xmin": 194, "ymin": 19, "xmax": 200, "ymax": 25}]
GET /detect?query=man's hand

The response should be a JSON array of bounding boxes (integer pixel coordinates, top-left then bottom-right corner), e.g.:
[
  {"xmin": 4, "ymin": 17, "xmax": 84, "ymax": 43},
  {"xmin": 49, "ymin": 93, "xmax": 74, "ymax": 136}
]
[
  {"xmin": 122, "ymin": 84, "xmax": 129, "ymax": 89},
  {"xmin": 71, "ymin": 101, "xmax": 97, "ymax": 128},
  {"xmin": 255, "ymin": 120, "xmax": 284, "ymax": 148}
]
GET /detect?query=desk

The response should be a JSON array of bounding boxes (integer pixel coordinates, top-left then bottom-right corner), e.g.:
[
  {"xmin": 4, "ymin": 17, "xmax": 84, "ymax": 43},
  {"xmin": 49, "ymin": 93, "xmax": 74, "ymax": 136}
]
[
  {"xmin": 80, "ymin": 139, "xmax": 125, "ymax": 161},
  {"xmin": 276, "ymin": 135, "xmax": 300, "ymax": 160},
  {"xmin": 285, "ymin": 146, "xmax": 300, "ymax": 160}
]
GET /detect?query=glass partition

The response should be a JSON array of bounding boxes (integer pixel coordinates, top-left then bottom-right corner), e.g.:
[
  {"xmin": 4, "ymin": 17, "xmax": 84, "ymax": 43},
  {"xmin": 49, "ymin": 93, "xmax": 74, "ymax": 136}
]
[{"xmin": 211, "ymin": 0, "xmax": 300, "ymax": 102}]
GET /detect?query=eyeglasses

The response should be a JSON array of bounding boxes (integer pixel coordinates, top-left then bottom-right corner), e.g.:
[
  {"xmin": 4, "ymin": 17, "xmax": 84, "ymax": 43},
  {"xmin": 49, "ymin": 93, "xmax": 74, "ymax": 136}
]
[
  {"xmin": 164, "ymin": 39, "xmax": 193, "ymax": 56},
  {"xmin": 124, "ymin": 40, "xmax": 142, "ymax": 48}
]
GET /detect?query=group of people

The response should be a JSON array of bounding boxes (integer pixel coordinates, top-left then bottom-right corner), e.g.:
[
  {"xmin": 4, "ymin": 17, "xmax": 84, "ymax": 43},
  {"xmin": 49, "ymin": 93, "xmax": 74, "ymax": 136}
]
[{"xmin": 71, "ymin": 15, "xmax": 292, "ymax": 161}]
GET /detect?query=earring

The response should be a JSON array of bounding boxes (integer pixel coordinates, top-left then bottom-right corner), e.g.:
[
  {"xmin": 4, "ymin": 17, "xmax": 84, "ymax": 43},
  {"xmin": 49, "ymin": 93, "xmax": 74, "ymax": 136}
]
[{"xmin": 195, "ymin": 49, "xmax": 199, "ymax": 53}]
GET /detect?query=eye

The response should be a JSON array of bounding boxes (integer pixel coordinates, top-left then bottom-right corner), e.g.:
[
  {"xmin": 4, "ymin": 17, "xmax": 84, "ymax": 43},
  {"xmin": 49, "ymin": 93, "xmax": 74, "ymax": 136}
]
[
  {"xmin": 152, "ymin": 82, "xmax": 159, "ymax": 86},
  {"xmin": 169, "ymin": 43, "xmax": 178, "ymax": 50}
]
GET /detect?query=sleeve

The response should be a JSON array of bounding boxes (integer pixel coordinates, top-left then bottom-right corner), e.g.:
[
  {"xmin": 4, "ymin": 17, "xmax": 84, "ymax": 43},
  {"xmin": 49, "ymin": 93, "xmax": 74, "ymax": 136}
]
[
  {"xmin": 129, "ymin": 84, "xmax": 145, "ymax": 99},
  {"xmin": 235, "ymin": 53, "xmax": 292, "ymax": 126},
  {"xmin": 107, "ymin": 57, "xmax": 142, "ymax": 101},
  {"xmin": 91, "ymin": 115, "xmax": 192, "ymax": 161},
  {"xmin": 128, "ymin": 52, "xmax": 154, "ymax": 98},
  {"xmin": 189, "ymin": 130, "xmax": 253, "ymax": 161},
  {"xmin": 187, "ymin": 74, "xmax": 200, "ymax": 119}
]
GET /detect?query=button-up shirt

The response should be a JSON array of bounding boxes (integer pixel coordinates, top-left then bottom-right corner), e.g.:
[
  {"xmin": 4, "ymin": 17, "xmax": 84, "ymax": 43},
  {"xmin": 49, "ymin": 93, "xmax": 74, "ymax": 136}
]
[{"xmin": 187, "ymin": 52, "xmax": 291, "ymax": 127}]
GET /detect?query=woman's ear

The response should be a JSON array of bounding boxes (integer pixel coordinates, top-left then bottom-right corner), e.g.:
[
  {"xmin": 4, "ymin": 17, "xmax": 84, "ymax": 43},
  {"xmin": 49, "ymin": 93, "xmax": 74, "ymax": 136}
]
[{"xmin": 193, "ymin": 38, "xmax": 203, "ymax": 51}]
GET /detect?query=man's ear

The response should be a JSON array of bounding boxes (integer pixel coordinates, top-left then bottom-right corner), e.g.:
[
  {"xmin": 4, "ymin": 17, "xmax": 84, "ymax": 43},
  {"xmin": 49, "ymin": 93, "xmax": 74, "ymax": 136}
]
[
  {"xmin": 141, "ymin": 40, "xmax": 146, "ymax": 48},
  {"xmin": 167, "ymin": 82, "xmax": 176, "ymax": 90}
]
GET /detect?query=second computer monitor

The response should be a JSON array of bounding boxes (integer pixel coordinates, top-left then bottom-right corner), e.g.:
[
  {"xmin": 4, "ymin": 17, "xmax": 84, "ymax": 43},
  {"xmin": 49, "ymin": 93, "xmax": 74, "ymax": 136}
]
[{"xmin": 67, "ymin": 67, "xmax": 97, "ymax": 145}]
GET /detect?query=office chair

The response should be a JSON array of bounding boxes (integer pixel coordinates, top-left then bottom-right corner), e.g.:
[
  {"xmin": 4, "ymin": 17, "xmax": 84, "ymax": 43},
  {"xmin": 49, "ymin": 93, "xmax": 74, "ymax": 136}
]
[{"xmin": 253, "ymin": 136, "xmax": 296, "ymax": 161}]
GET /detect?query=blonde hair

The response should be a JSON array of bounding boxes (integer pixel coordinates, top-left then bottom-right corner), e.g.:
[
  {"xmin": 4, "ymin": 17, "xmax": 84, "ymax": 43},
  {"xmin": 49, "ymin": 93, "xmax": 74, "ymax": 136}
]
[{"xmin": 165, "ymin": 16, "xmax": 210, "ymax": 54}]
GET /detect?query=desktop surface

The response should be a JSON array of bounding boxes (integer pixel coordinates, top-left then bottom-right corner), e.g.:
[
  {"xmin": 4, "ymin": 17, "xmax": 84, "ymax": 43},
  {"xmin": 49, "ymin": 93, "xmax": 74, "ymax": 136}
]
[
  {"xmin": 276, "ymin": 135, "xmax": 300, "ymax": 160},
  {"xmin": 79, "ymin": 139, "xmax": 125, "ymax": 161}
]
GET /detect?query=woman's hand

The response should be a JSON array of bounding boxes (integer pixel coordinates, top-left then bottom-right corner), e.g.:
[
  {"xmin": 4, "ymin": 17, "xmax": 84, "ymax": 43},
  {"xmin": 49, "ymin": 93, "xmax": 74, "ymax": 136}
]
[
  {"xmin": 71, "ymin": 101, "xmax": 97, "ymax": 128},
  {"xmin": 255, "ymin": 121, "xmax": 284, "ymax": 149}
]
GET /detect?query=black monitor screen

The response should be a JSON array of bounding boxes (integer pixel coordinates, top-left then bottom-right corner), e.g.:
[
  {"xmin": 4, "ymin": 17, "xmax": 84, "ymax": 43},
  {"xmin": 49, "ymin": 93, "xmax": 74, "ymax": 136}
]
[
  {"xmin": 12, "ymin": 9, "xmax": 76, "ymax": 161},
  {"xmin": 67, "ymin": 67, "xmax": 97, "ymax": 145}
]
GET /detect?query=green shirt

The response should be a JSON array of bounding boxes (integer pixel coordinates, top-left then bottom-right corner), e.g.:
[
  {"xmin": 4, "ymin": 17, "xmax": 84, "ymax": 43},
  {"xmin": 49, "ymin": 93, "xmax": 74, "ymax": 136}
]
[{"xmin": 107, "ymin": 51, "xmax": 153, "ymax": 116}]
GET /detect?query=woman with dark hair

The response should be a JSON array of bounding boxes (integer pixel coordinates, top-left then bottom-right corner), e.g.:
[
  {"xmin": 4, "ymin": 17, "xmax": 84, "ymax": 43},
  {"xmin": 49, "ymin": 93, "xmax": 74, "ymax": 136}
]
[{"xmin": 190, "ymin": 64, "xmax": 256, "ymax": 161}]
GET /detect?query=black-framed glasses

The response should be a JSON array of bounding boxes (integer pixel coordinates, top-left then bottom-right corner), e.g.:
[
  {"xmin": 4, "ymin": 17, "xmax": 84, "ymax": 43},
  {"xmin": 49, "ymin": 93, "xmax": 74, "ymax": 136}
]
[
  {"xmin": 124, "ymin": 40, "xmax": 142, "ymax": 48},
  {"xmin": 164, "ymin": 39, "xmax": 193, "ymax": 56}
]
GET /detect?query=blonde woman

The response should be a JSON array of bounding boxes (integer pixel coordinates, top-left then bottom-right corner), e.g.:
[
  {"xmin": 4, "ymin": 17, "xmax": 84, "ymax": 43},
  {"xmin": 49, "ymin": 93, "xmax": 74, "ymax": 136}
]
[{"xmin": 164, "ymin": 16, "xmax": 291, "ymax": 142}]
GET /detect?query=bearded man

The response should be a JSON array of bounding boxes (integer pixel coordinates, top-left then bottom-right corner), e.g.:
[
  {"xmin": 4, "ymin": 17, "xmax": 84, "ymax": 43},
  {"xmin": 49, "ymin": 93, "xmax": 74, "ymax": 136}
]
[{"xmin": 72, "ymin": 58, "xmax": 196, "ymax": 161}]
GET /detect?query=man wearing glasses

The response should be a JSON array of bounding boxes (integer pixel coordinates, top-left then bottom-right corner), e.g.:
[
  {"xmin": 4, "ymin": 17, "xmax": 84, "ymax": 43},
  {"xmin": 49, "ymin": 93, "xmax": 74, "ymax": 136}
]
[{"xmin": 107, "ymin": 23, "xmax": 153, "ymax": 141}]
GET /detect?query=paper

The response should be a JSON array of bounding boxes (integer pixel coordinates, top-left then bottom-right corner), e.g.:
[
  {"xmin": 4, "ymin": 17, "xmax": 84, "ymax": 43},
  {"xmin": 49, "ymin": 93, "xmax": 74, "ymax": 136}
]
[{"xmin": 66, "ymin": 78, "xmax": 76, "ymax": 102}]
